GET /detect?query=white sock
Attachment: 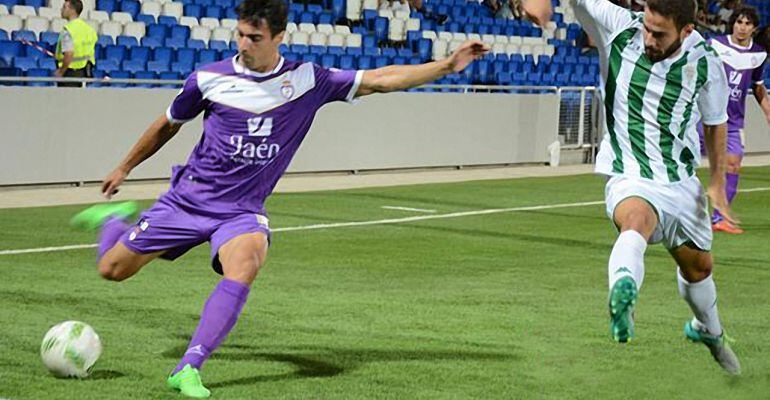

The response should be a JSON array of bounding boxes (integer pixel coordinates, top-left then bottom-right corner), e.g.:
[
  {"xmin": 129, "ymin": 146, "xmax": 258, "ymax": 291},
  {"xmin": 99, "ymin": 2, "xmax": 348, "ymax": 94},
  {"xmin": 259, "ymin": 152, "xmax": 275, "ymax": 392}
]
[
  {"xmin": 677, "ymin": 269, "xmax": 723, "ymax": 337},
  {"xmin": 608, "ymin": 230, "xmax": 647, "ymax": 291}
]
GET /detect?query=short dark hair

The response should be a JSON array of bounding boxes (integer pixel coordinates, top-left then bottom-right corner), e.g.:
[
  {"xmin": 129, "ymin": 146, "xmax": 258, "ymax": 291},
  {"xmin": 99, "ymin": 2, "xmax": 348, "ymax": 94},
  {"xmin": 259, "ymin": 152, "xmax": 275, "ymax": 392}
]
[
  {"xmin": 729, "ymin": 5, "xmax": 760, "ymax": 31},
  {"xmin": 645, "ymin": 0, "xmax": 697, "ymax": 31},
  {"xmin": 67, "ymin": 0, "xmax": 83, "ymax": 15},
  {"xmin": 235, "ymin": 0, "xmax": 288, "ymax": 37}
]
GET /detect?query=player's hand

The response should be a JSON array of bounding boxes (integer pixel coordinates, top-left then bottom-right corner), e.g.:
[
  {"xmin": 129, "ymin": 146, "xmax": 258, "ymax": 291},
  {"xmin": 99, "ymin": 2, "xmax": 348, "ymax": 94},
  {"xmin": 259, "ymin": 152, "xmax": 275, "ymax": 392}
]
[
  {"xmin": 522, "ymin": 0, "xmax": 553, "ymax": 27},
  {"xmin": 101, "ymin": 168, "xmax": 128, "ymax": 199},
  {"xmin": 708, "ymin": 183, "xmax": 740, "ymax": 225},
  {"xmin": 446, "ymin": 40, "xmax": 491, "ymax": 73}
]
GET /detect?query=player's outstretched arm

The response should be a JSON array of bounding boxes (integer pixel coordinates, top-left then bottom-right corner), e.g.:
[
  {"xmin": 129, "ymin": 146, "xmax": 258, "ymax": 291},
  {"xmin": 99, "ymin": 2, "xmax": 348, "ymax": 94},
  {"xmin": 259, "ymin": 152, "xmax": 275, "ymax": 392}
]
[
  {"xmin": 703, "ymin": 123, "xmax": 739, "ymax": 224},
  {"xmin": 752, "ymin": 83, "xmax": 770, "ymax": 127},
  {"xmin": 102, "ymin": 115, "xmax": 182, "ymax": 199},
  {"xmin": 355, "ymin": 40, "xmax": 490, "ymax": 97}
]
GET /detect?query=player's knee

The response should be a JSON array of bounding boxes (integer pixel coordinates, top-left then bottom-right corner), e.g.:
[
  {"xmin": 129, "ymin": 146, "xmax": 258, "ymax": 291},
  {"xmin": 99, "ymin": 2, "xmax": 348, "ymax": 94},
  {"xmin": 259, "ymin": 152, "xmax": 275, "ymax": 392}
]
[
  {"xmin": 97, "ymin": 259, "xmax": 128, "ymax": 281},
  {"xmin": 726, "ymin": 162, "xmax": 741, "ymax": 174}
]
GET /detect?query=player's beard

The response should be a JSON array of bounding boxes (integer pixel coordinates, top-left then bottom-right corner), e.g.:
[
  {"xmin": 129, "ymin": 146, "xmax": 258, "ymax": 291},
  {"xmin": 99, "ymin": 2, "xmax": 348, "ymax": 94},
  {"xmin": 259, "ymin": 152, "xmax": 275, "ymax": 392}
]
[{"xmin": 645, "ymin": 38, "xmax": 683, "ymax": 63}]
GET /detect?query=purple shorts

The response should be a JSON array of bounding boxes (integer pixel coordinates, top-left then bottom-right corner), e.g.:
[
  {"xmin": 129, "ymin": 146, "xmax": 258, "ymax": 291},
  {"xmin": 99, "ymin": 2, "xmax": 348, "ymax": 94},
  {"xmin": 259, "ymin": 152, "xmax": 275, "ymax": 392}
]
[
  {"xmin": 699, "ymin": 128, "xmax": 744, "ymax": 157},
  {"xmin": 120, "ymin": 195, "xmax": 271, "ymax": 274}
]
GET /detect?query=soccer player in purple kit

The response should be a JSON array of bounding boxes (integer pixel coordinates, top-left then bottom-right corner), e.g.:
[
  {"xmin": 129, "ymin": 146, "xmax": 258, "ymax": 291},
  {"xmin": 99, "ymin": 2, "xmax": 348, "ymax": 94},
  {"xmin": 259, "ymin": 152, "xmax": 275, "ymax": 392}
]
[
  {"xmin": 703, "ymin": 5, "xmax": 770, "ymax": 234},
  {"xmin": 70, "ymin": 0, "xmax": 552, "ymax": 397}
]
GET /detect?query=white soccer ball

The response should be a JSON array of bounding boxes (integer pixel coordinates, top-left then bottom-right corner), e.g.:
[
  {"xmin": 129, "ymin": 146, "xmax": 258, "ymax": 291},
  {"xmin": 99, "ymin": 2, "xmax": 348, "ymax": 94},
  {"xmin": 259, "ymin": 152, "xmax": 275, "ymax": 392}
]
[{"xmin": 40, "ymin": 321, "xmax": 102, "ymax": 378}]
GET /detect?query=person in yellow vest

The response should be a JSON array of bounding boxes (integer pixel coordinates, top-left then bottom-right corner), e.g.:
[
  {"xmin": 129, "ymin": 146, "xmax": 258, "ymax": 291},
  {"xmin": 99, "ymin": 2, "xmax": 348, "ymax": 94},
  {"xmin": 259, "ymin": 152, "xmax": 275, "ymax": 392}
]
[{"xmin": 55, "ymin": 0, "xmax": 97, "ymax": 87}]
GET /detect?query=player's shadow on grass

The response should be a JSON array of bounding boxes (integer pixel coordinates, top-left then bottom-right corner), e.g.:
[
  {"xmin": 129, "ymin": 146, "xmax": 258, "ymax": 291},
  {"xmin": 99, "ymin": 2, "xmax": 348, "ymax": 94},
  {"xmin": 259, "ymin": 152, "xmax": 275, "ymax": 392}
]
[{"xmin": 161, "ymin": 343, "xmax": 517, "ymax": 388}]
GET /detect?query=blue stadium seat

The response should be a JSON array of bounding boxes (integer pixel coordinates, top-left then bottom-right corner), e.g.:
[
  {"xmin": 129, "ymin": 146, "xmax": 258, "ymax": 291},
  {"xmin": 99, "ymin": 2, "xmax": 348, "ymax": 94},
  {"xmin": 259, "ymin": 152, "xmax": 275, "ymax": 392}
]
[
  {"xmin": 104, "ymin": 45, "xmax": 127, "ymax": 63},
  {"xmin": 374, "ymin": 55, "xmax": 389, "ymax": 68},
  {"xmin": 158, "ymin": 16, "xmax": 179, "ymax": 27},
  {"xmin": 13, "ymin": 56, "xmax": 36, "ymax": 71},
  {"xmin": 129, "ymin": 46, "xmax": 151, "ymax": 63},
  {"xmin": 229, "ymin": 41, "xmax": 238, "ymax": 50},
  {"xmin": 197, "ymin": 48, "xmax": 217, "ymax": 64},
  {"xmin": 194, "ymin": 0, "xmax": 213, "ymax": 6},
  {"xmin": 183, "ymin": 4, "xmax": 203, "ymax": 19},
  {"xmin": 133, "ymin": 70, "xmax": 156, "ymax": 87},
  {"xmin": 141, "ymin": 36, "xmax": 162, "ymax": 48},
  {"xmin": 339, "ymin": 54, "xmax": 356, "ymax": 69},
  {"xmin": 176, "ymin": 48, "xmax": 196, "ymax": 65},
  {"xmin": 301, "ymin": 53, "xmax": 318, "ymax": 64},
  {"xmin": 306, "ymin": 4, "xmax": 322, "ymax": 14},
  {"xmin": 299, "ymin": 11, "xmax": 315, "ymax": 24},
  {"xmin": 187, "ymin": 39, "xmax": 206, "ymax": 50},
  {"xmin": 96, "ymin": 58, "xmax": 119, "ymax": 72},
  {"xmin": 345, "ymin": 47, "xmax": 362, "ymax": 56},
  {"xmin": 96, "ymin": 0, "xmax": 116, "ymax": 13},
  {"xmin": 357, "ymin": 55, "xmax": 373, "ymax": 69},
  {"xmin": 374, "ymin": 17, "xmax": 388, "ymax": 42},
  {"xmin": 38, "ymin": 58, "xmax": 55, "ymax": 70},
  {"xmin": 213, "ymin": 0, "xmax": 230, "ymax": 8},
  {"xmin": 170, "ymin": 25, "xmax": 190, "ymax": 40},
  {"xmin": 290, "ymin": 44, "xmax": 308, "ymax": 54},
  {"xmin": 164, "ymin": 37, "xmax": 186, "ymax": 49},
  {"xmin": 147, "ymin": 24, "xmax": 168, "ymax": 40},
  {"xmin": 288, "ymin": 2, "xmax": 304, "ymax": 13},
  {"xmin": 171, "ymin": 61, "xmax": 193, "ymax": 77},
  {"xmin": 122, "ymin": 59, "xmax": 145, "ymax": 73},
  {"xmin": 0, "ymin": 29, "xmax": 7, "ymax": 42},
  {"xmin": 23, "ymin": 0, "xmax": 44, "ymax": 7},
  {"xmin": 381, "ymin": 47, "xmax": 396, "ymax": 58},
  {"xmin": 116, "ymin": 35, "xmax": 139, "ymax": 48},
  {"xmin": 320, "ymin": 53, "xmax": 336, "ymax": 69},
  {"xmin": 283, "ymin": 52, "xmax": 298, "ymax": 62},
  {"xmin": 136, "ymin": 13, "xmax": 156, "ymax": 26},
  {"xmin": 221, "ymin": 49, "xmax": 236, "ymax": 58},
  {"xmin": 205, "ymin": 5, "xmax": 222, "ymax": 19},
  {"xmin": 224, "ymin": 8, "xmax": 236, "ymax": 19},
  {"xmin": 327, "ymin": 46, "xmax": 344, "ymax": 55},
  {"xmin": 317, "ymin": 12, "xmax": 333, "ymax": 25},
  {"xmin": 26, "ymin": 68, "xmax": 52, "ymax": 86},
  {"xmin": 108, "ymin": 70, "xmax": 130, "ymax": 87},
  {"xmin": 12, "ymin": 30, "xmax": 37, "ymax": 41},
  {"xmin": 96, "ymin": 34, "xmax": 114, "ymax": 46},
  {"xmin": 152, "ymin": 47, "xmax": 174, "ymax": 63},
  {"xmin": 147, "ymin": 59, "xmax": 170, "ymax": 73},
  {"xmin": 120, "ymin": 0, "xmax": 140, "ymax": 18},
  {"xmin": 331, "ymin": 0, "xmax": 345, "ymax": 21},
  {"xmin": 159, "ymin": 71, "xmax": 180, "ymax": 80},
  {"xmin": 209, "ymin": 40, "xmax": 228, "ymax": 51},
  {"xmin": 309, "ymin": 45, "xmax": 325, "ymax": 55},
  {"xmin": 0, "ymin": 66, "xmax": 21, "ymax": 86}
]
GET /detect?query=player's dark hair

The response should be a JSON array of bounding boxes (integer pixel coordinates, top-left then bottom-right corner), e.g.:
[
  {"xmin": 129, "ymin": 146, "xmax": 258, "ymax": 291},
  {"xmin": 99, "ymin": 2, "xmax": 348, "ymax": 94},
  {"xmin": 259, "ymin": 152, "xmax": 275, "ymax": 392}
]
[
  {"xmin": 236, "ymin": 0, "xmax": 288, "ymax": 37},
  {"xmin": 66, "ymin": 0, "xmax": 83, "ymax": 15},
  {"xmin": 645, "ymin": 0, "xmax": 697, "ymax": 31},
  {"xmin": 729, "ymin": 5, "xmax": 760, "ymax": 32}
]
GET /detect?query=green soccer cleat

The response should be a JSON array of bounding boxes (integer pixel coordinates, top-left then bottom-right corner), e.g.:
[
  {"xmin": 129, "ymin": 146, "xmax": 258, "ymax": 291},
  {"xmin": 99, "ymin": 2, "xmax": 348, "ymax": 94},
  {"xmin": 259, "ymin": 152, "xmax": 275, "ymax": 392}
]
[
  {"xmin": 167, "ymin": 364, "xmax": 211, "ymax": 398},
  {"xmin": 70, "ymin": 201, "xmax": 138, "ymax": 231},
  {"xmin": 609, "ymin": 276, "xmax": 638, "ymax": 343},
  {"xmin": 684, "ymin": 320, "xmax": 741, "ymax": 375}
]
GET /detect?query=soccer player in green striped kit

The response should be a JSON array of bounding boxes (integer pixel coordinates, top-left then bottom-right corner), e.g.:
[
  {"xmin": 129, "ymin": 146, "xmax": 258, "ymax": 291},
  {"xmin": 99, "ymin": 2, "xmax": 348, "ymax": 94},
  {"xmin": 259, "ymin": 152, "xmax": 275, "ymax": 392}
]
[{"xmin": 552, "ymin": 0, "xmax": 740, "ymax": 374}]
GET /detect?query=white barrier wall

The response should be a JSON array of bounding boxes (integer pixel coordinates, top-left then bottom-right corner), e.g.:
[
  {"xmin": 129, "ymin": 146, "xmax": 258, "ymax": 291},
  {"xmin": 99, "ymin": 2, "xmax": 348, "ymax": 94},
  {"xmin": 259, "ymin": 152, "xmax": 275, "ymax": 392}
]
[{"xmin": 0, "ymin": 87, "xmax": 560, "ymax": 186}]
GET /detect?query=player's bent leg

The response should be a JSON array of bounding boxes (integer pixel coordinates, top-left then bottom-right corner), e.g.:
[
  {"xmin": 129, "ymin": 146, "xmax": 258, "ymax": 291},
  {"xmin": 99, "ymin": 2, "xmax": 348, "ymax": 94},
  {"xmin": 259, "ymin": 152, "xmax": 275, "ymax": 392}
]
[
  {"xmin": 168, "ymin": 232, "xmax": 268, "ymax": 398},
  {"xmin": 670, "ymin": 244, "xmax": 740, "ymax": 375},
  {"xmin": 607, "ymin": 197, "xmax": 658, "ymax": 343},
  {"xmin": 97, "ymin": 242, "xmax": 163, "ymax": 282}
]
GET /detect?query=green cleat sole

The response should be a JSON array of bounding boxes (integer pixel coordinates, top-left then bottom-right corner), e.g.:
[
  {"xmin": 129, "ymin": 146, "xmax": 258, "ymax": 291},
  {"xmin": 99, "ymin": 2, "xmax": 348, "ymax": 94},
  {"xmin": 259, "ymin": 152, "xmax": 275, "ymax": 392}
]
[{"xmin": 609, "ymin": 276, "xmax": 638, "ymax": 343}]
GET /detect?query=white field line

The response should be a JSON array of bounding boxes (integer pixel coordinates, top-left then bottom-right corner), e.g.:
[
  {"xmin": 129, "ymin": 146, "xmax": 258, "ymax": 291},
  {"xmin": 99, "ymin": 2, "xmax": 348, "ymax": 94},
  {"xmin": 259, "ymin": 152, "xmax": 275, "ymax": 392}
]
[
  {"xmin": 2, "ymin": 186, "xmax": 769, "ymax": 256},
  {"xmin": 381, "ymin": 206, "xmax": 437, "ymax": 213}
]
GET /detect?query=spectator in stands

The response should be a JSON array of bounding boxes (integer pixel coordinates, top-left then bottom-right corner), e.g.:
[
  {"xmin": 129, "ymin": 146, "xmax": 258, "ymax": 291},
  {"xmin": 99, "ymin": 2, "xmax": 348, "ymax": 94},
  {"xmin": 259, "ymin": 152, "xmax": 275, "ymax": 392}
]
[
  {"xmin": 54, "ymin": 0, "xmax": 97, "ymax": 87},
  {"xmin": 496, "ymin": 0, "xmax": 522, "ymax": 20},
  {"xmin": 379, "ymin": 0, "xmax": 410, "ymax": 12}
]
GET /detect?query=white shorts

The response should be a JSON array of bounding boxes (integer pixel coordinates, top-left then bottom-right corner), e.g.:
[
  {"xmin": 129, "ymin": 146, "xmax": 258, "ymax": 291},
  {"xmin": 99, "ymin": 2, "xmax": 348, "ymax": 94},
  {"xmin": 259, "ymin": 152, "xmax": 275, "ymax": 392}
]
[{"xmin": 604, "ymin": 175, "xmax": 712, "ymax": 251}]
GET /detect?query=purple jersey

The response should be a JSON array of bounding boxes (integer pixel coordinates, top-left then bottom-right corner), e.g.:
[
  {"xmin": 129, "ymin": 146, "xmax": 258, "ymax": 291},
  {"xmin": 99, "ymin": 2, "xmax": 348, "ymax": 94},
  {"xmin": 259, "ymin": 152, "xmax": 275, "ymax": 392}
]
[
  {"xmin": 709, "ymin": 35, "xmax": 767, "ymax": 132},
  {"xmin": 164, "ymin": 56, "xmax": 362, "ymax": 217}
]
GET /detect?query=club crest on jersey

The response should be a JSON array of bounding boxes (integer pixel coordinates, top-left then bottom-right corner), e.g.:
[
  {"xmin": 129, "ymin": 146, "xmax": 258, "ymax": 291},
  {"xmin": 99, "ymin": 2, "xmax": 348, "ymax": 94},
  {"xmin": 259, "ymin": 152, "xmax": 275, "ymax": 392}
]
[
  {"xmin": 684, "ymin": 65, "xmax": 696, "ymax": 81},
  {"xmin": 281, "ymin": 80, "xmax": 295, "ymax": 99}
]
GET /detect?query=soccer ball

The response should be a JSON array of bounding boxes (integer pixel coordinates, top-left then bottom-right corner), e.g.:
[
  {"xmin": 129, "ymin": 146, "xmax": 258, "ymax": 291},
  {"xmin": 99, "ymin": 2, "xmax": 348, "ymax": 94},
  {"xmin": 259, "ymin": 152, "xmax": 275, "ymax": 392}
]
[{"xmin": 40, "ymin": 321, "xmax": 102, "ymax": 378}]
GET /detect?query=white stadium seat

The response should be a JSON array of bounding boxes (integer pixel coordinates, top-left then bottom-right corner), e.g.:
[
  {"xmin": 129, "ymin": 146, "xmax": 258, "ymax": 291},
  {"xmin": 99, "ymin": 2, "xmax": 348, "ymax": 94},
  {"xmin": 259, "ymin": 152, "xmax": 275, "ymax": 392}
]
[
  {"xmin": 432, "ymin": 39, "xmax": 448, "ymax": 60},
  {"xmin": 220, "ymin": 18, "xmax": 237, "ymax": 29},
  {"xmin": 405, "ymin": 17, "xmax": 419, "ymax": 32},
  {"xmin": 0, "ymin": 5, "xmax": 7, "ymax": 16},
  {"xmin": 37, "ymin": 7, "xmax": 58, "ymax": 20},
  {"xmin": 316, "ymin": 23, "xmax": 333, "ymax": 35},
  {"xmin": 87, "ymin": 9, "xmax": 109, "ymax": 23},
  {"xmin": 388, "ymin": 18, "xmax": 405, "ymax": 41},
  {"xmin": 378, "ymin": 9, "xmax": 392, "ymax": 19},
  {"xmin": 505, "ymin": 43, "xmax": 519, "ymax": 55},
  {"xmin": 309, "ymin": 32, "xmax": 326, "ymax": 46},
  {"xmin": 190, "ymin": 25, "xmax": 210, "ymax": 43},
  {"xmin": 11, "ymin": 5, "xmax": 37, "ymax": 18},
  {"xmin": 481, "ymin": 34, "xmax": 495, "ymax": 44},
  {"xmin": 161, "ymin": 2, "xmax": 183, "ymax": 19},
  {"xmin": 494, "ymin": 34, "xmax": 509, "ymax": 44},
  {"xmin": 290, "ymin": 31, "xmax": 309, "ymax": 45},
  {"xmin": 49, "ymin": 17, "xmax": 66, "ymax": 32},
  {"xmin": 199, "ymin": 17, "xmax": 219, "ymax": 29},
  {"xmin": 421, "ymin": 30, "xmax": 436, "ymax": 40},
  {"xmin": 327, "ymin": 33, "xmax": 344, "ymax": 47},
  {"xmin": 110, "ymin": 11, "xmax": 132, "ymax": 24},
  {"xmin": 346, "ymin": 0, "xmax": 362, "ymax": 21},
  {"xmin": 298, "ymin": 22, "xmax": 315, "ymax": 34},
  {"xmin": 179, "ymin": 16, "xmax": 199, "ymax": 28},
  {"xmin": 333, "ymin": 25, "xmax": 350, "ymax": 35},
  {"xmin": 345, "ymin": 32, "xmax": 361, "ymax": 47},
  {"xmin": 0, "ymin": 14, "xmax": 23, "ymax": 32},
  {"xmin": 491, "ymin": 42, "xmax": 506, "ymax": 54},
  {"xmin": 140, "ymin": 1, "xmax": 161, "ymax": 18},
  {"xmin": 83, "ymin": 18, "xmax": 100, "ymax": 32},
  {"xmin": 467, "ymin": 33, "xmax": 481, "ymax": 42},
  {"xmin": 122, "ymin": 21, "xmax": 145, "ymax": 40},
  {"xmin": 393, "ymin": 9, "xmax": 409, "ymax": 20},
  {"xmin": 285, "ymin": 22, "xmax": 297, "ymax": 34},
  {"xmin": 437, "ymin": 31, "xmax": 452, "ymax": 42},
  {"xmin": 362, "ymin": 0, "xmax": 377, "ymax": 11},
  {"xmin": 99, "ymin": 20, "xmax": 123, "ymax": 38},
  {"xmin": 451, "ymin": 32, "xmax": 466, "ymax": 42},
  {"xmin": 210, "ymin": 27, "xmax": 231, "ymax": 43},
  {"xmin": 24, "ymin": 16, "xmax": 49, "ymax": 36}
]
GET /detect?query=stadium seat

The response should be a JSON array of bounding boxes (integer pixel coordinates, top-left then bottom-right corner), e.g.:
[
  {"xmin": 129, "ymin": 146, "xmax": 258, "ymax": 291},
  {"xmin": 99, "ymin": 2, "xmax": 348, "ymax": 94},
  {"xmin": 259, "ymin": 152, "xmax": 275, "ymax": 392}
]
[
  {"xmin": 199, "ymin": 17, "xmax": 219, "ymax": 29},
  {"xmin": 12, "ymin": 56, "xmax": 35, "ymax": 71},
  {"xmin": 12, "ymin": 29, "xmax": 36, "ymax": 41},
  {"xmin": 23, "ymin": 16, "xmax": 48, "ymax": 37},
  {"xmin": 0, "ymin": 15, "xmax": 23, "ymax": 33},
  {"xmin": 116, "ymin": 35, "xmax": 139, "ymax": 48},
  {"xmin": 26, "ymin": 67, "xmax": 52, "ymax": 86}
]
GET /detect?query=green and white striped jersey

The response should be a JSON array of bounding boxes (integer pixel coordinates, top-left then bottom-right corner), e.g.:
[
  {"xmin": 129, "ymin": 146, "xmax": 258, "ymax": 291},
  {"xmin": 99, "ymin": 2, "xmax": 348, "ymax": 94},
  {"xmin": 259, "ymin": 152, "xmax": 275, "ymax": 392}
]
[{"xmin": 571, "ymin": 0, "xmax": 729, "ymax": 183}]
